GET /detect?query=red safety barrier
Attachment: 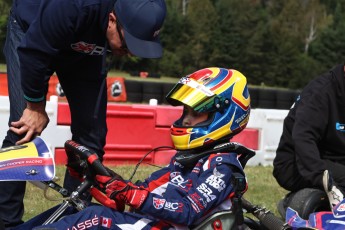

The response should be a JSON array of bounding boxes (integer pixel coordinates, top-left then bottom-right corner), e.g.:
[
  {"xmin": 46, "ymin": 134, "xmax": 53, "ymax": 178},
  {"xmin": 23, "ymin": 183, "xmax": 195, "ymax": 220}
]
[
  {"xmin": 48, "ymin": 76, "xmax": 127, "ymax": 102},
  {"xmin": 1, "ymin": 73, "xmax": 126, "ymax": 103},
  {"xmin": 46, "ymin": 75, "xmax": 66, "ymax": 101},
  {"xmin": 0, "ymin": 74, "xmax": 67, "ymax": 101},
  {"xmin": 232, "ymin": 129, "xmax": 259, "ymax": 150},
  {"xmin": 55, "ymin": 103, "xmax": 259, "ymax": 165},
  {"xmin": 0, "ymin": 73, "xmax": 8, "ymax": 96},
  {"xmin": 56, "ymin": 103, "xmax": 175, "ymax": 165}
]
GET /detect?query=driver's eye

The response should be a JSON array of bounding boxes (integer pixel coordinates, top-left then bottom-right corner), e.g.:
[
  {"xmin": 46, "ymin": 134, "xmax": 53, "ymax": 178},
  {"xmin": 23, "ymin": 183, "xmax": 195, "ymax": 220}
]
[{"xmin": 191, "ymin": 111, "xmax": 198, "ymax": 117}]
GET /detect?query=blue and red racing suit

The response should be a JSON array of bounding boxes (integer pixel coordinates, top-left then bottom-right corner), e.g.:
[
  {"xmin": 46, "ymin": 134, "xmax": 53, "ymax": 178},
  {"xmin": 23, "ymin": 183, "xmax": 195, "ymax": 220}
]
[{"xmin": 18, "ymin": 151, "xmax": 245, "ymax": 230}]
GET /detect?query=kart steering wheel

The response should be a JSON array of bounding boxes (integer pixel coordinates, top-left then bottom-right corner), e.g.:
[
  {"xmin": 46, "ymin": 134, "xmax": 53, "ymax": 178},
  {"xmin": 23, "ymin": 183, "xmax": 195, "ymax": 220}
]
[{"xmin": 64, "ymin": 140, "xmax": 111, "ymax": 178}]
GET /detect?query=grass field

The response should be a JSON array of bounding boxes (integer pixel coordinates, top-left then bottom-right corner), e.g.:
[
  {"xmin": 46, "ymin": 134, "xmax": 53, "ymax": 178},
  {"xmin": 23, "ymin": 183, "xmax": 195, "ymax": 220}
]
[{"xmin": 23, "ymin": 164, "xmax": 288, "ymax": 222}]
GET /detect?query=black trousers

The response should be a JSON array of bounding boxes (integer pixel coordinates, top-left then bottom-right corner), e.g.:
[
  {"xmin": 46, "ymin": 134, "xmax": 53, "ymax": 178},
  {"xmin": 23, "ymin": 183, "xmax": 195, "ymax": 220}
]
[
  {"xmin": 273, "ymin": 158, "xmax": 345, "ymax": 193},
  {"xmin": 55, "ymin": 54, "xmax": 108, "ymax": 192}
]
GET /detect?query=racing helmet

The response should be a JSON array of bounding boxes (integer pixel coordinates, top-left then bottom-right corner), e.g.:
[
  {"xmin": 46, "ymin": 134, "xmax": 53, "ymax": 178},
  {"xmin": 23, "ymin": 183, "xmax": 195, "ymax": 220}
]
[{"xmin": 166, "ymin": 67, "xmax": 251, "ymax": 150}]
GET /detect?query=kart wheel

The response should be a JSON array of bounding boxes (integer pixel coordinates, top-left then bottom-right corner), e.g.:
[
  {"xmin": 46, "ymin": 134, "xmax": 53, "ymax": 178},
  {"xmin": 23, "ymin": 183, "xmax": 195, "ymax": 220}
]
[
  {"xmin": 244, "ymin": 217, "xmax": 265, "ymax": 229},
  {"xmin": 285, "ymin": 188, "xmax": 330, "ymax": 219}
]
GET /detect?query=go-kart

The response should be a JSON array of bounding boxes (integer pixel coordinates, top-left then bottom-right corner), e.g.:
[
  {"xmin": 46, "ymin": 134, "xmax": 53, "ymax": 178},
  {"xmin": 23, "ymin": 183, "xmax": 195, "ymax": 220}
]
[
  {"xmin": 0, "ymin": 137, "xmax": 290, "ymax": 230},
  {"xmin": 277, "ymin": 188, "xmax": 331, "ymax": 220}
]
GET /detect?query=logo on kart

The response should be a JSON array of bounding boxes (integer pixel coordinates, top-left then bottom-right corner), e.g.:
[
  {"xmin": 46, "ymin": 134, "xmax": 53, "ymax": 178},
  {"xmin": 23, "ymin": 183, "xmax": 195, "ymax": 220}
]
[
  {"xmin": 153, "ymin": 197, "xmax": 165, "ymax": 209},
  {"xmin": 26, "ymin": 169, "xmax": 39, "ymax": 175}
]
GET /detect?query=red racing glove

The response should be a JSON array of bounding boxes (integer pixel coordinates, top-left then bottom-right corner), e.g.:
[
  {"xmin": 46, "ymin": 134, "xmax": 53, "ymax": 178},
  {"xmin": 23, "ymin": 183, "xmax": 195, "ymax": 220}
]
[
  {"xmin": 90, "ymin": 187, "xmax": 125, "ymax": 211},
  {"xmin": 95, "ymin": 172, "xmax": 148, "ymax": 210},
  {"xmin": 106, "ymin": 180, "xmax": 149, "ymax": 209}
]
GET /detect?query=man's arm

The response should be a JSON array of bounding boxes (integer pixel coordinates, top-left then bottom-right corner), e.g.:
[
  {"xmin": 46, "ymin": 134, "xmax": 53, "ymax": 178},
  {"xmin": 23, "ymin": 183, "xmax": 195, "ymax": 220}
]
[
  {"xmin": 18, "ymin": 0, "xmax": 79, "ymax": 102},
  {"xmin": 10, "ymin": 101, "xmax": 49, "ymax": 144},
  {"xmin": 293, "ymin": 90, "xmax": 328, "ymax": 188},
  {"xmin": 13, "ymin": 0, "xmax": 81, "ymax": 144}
]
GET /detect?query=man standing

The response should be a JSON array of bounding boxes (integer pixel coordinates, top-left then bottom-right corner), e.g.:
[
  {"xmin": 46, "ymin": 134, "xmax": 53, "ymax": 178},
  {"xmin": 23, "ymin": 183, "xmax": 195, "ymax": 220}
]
[{"xmin": 1, "ymin": 0, "xmax": 166, "ymax": 228}]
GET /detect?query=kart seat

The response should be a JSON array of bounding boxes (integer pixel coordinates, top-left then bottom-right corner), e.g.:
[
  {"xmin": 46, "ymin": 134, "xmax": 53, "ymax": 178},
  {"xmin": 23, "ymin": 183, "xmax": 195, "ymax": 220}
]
[{"xmin": 191, "ymin": 210, "xmax": 235, "ymax": 230}]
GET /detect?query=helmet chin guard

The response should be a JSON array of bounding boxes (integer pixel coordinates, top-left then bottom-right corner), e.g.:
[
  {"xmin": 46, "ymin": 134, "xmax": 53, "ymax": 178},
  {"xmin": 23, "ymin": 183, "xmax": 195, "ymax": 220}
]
[{"xmin": 175, "ymin": 142, "xmax": 255, "ymax": 168}]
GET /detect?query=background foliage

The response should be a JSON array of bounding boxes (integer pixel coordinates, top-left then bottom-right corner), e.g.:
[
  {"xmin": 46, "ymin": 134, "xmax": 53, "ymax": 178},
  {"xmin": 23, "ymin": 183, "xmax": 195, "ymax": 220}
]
[{"xmin": 0, "ymin": 0, "xmax": 344, "ymax": 89}]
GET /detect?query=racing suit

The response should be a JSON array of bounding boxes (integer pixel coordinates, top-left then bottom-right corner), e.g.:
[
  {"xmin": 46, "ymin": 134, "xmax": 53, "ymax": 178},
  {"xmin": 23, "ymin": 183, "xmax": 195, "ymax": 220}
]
[
  {"xmin": 1, "ymin": 0, "xmax": 115, "ymax": 227},
  {"xmin": 16, "ymin": 151, "xmax": 245, "ymax": 229},
  {"xmin": 273, "ymin": 64, "xmax": 345, "ymax": 192}
]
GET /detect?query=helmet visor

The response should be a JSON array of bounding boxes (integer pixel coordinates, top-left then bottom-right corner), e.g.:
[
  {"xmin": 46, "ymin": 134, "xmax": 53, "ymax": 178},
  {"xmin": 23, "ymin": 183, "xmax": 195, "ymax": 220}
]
[{"xmin": 166, "ymin": 79, "xmax": 217, "ymax": 112}]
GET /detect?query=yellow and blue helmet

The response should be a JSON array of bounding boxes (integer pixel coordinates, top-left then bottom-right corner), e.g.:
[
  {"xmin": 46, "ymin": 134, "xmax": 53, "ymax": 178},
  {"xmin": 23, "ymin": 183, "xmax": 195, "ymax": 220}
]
[{"xmin": 166, "ymin": 67, "xmax": 251, "ymax": 150}]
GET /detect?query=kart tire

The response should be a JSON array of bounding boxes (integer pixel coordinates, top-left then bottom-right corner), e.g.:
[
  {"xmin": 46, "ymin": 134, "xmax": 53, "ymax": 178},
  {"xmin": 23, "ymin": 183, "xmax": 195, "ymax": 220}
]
[
  {"xmin": 248, "ymin": 87, "xmax": 259, "ymax": 108},
  {"xmin": 142, "ymin": 82, "xmax": 163, "ymax": 104},
  {"xmin": 286, "ymin": 188, "xmax": 330, "ymax": 219},
  {"xmin": 124, "ymin": 80, "xmax": 143, "ymax": 103},
  {"xmin": 244, "ymin": 217, "xmax": 266, "ymax": 230},
  {"xmin": 257, "ymin": 88, "xmax": 276, "ymax": 109}
]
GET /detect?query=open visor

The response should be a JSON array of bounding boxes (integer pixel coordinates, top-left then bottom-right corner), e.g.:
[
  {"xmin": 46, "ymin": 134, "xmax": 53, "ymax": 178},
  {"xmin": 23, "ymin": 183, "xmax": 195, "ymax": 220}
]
[{"xmin": 166, "ymin": 79, "xmax": 218, "ymax": 113}]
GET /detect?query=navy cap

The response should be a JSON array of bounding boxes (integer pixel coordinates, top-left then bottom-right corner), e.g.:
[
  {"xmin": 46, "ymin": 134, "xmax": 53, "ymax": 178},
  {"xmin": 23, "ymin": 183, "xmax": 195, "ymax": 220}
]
[{"xmin": 114, "ymin": 0, "xmax": 166, "ymax": 58}]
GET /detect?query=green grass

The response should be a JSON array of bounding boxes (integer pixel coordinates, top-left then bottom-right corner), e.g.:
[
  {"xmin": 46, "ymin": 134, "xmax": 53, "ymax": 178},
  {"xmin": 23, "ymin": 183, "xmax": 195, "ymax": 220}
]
[
  {"xmin": 23, "ymin": 165, "xmax": 288, "ymax": 222},
  {"xmin": 0, "ymin": 64, "xmax": 6, "ymax": 72}
]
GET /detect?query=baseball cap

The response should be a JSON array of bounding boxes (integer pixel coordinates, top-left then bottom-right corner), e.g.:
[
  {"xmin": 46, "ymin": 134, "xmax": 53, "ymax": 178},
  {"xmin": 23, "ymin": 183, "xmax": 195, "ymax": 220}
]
[{"xmin": 114, "ymin": 0, "xmax": 166, "ymax": 58}]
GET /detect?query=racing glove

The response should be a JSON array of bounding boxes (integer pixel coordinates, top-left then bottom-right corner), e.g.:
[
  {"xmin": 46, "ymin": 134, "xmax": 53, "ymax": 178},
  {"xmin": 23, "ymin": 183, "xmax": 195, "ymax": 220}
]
[
  {"xmin": 90, "ymin": 168, "xmax": 127, "ymax": 211},
  {"xmin": 322, "ymin": 170, "xmax": 344, "ymax": 209},
  {"xmin": 90, "ymin": 187, "xmax": 125, "ymax": 211},
  {"xmin": 95, "ymin": 169, "xmax": 148, "ymax": 209}
]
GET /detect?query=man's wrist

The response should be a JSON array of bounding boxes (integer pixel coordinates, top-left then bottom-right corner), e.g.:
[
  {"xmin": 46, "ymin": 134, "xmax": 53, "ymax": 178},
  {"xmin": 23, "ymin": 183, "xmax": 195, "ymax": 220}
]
[
  {"xmin": 24, "ymin": 94, "xmax": 45, "ymax": 102},
  {"xmin": 27, "ymin": 101, "xmax": 46, "ymax": 111}
]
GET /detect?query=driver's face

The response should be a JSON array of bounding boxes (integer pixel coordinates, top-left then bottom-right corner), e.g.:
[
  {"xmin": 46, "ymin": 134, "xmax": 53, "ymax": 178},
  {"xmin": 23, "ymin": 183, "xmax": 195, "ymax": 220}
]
[{"xmin": 182, "ymin": 106, "xmax": 209, "ymax": 126}]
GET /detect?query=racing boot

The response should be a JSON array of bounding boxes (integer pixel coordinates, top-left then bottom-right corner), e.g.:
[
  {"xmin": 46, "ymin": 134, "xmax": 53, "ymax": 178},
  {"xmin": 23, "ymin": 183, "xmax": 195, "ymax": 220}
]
[{"xmin": 322, "ymin": 170, "xmax": 344, "ymax": 209}]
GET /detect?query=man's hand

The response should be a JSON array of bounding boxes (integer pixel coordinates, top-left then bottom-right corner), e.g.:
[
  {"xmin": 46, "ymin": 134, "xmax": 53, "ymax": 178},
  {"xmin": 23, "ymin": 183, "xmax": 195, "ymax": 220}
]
[
  {"xmin": 10, "ymin": 101, "xmax": 49, "ymax": 145},
  {"xmin": 323, "ymin": 170, "xmax": 344, "ymax": 209}
]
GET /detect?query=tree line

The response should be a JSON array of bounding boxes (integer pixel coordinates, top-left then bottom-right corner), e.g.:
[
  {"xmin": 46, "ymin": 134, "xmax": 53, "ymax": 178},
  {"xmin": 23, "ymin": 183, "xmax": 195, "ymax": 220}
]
[{"xmin": 0, "ymin": 0, "xmax": 344, "ymax": 89}]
